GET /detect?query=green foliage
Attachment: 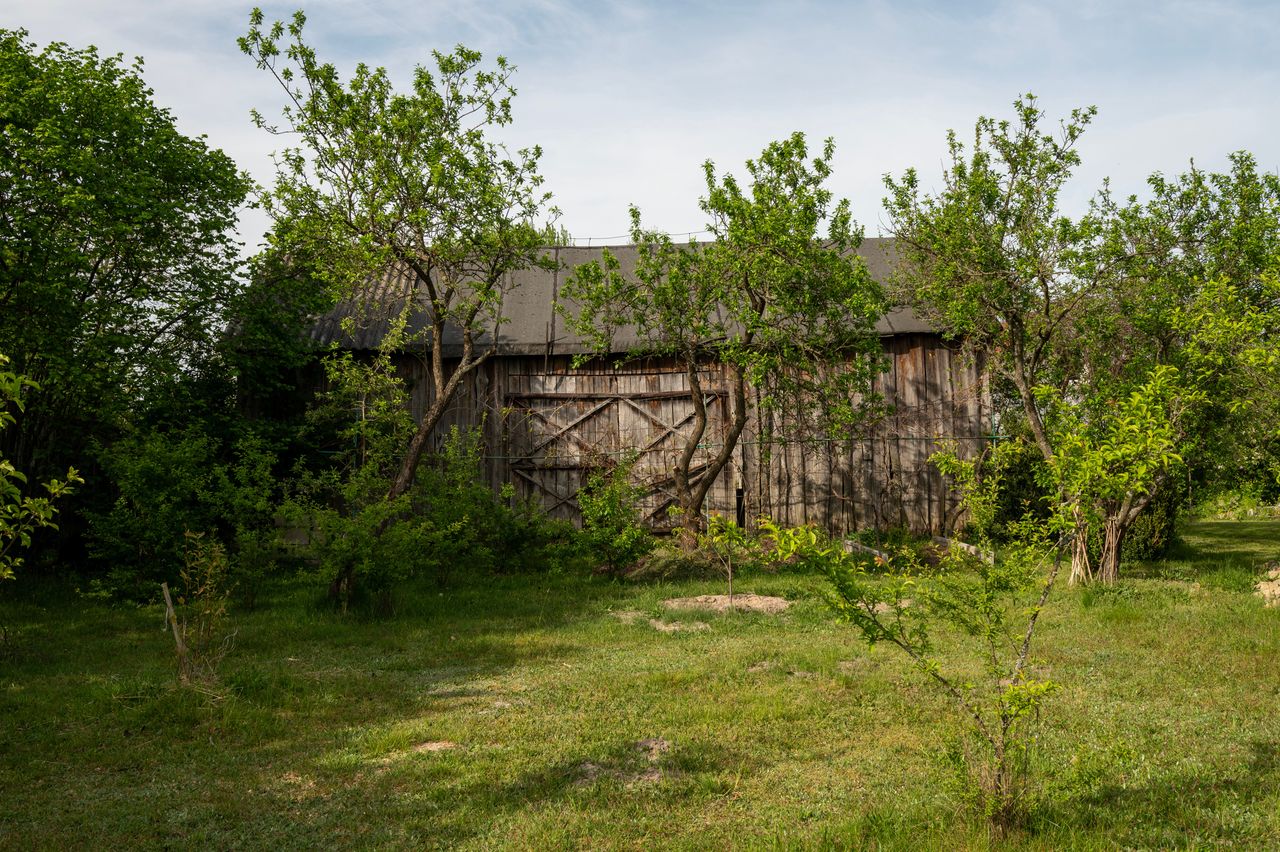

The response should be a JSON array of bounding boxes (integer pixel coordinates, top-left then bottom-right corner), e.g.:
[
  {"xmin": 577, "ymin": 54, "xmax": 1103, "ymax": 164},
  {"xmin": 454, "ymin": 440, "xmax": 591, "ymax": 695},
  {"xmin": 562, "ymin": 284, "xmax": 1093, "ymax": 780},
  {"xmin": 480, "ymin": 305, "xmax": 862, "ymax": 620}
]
[
  {"xmin": 286, "ymin": 351, "xmax": 571, "ymax": 610},
  {"xmin": 0, "ymin": 354, "xmax": 80, "ymax": 583},
  {"xmin": 988, "ymin": 438, "xmax": 1052, "ymax": 540},
  {"xmin": 887, "ymin": 93, "xmax": 1280, "ymax": 582},
  {"xmin": 577, "ymin": 452, "xmax": 654, "ymax": 575},
  {"xmin": 762, "ymin": 443, "xmax": 1067, "ymax": 831},
  {"xmin": 0, "ymin": 29, "xmax": 249, "ymax": 487},
  {"xmin": 86, "ymin": 428, "xmax": 279, "ymax": 601},
  {"xmin": 1098, "ymin": 485, "xmax": 1183, "ymax": 562},
  {"xmin": 562, "ymin": 133, "xmax": 885, "ymax": 526},
  {"xmin": 883, "ymin": 94, "xmax": 1099, "ymax": 379},
  {"xmin": 694, "ymin": 513, "xmax": 753, "ymax": 601}
]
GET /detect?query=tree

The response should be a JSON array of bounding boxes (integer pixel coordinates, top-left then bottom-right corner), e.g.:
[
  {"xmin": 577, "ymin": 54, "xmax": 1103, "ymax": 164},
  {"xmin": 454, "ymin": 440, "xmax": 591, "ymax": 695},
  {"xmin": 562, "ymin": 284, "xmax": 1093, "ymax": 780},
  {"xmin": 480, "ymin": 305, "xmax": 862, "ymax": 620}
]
[
  {"xmin": 1071, "ymin": 155, "xmax": 1280, "ymax": 578},
  {"xmin": 762, "ymin": 442, "xmax": 1068, "ymax": 832},
  {"xmin": 562, "ymin": 133, "xmax": 885, "ymax": 530},
  {"xmin": 884, "ymin": 95, "xmax": 1280, "ymax": 583},
  {"xmin": 0, "ymin": 29, "xmax": 250, "ymax": 485},
  {"xmin": 239, "ymin": 9, "xmax": 555, "ymax": 502},
  {"xmin": 883, "ymin": 95, "xmax": 1102, "ymax": 468}
]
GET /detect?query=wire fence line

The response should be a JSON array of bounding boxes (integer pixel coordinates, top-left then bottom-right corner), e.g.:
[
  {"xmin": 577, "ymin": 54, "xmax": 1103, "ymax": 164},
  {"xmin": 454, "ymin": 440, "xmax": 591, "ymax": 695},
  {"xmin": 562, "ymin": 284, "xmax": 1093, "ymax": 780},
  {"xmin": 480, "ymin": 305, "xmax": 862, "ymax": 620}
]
[{"xmin": 561, "ymin": 230, "xmax": 714, "ymax": 247}]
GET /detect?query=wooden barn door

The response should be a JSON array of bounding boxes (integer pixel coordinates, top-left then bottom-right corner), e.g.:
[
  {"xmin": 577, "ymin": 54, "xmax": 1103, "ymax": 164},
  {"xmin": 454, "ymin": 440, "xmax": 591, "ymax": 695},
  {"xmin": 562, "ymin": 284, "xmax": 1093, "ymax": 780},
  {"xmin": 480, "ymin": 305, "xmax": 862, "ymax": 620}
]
[{"xmin": 502, "ymin": 364, "xmax": 734, "ymax": 528}]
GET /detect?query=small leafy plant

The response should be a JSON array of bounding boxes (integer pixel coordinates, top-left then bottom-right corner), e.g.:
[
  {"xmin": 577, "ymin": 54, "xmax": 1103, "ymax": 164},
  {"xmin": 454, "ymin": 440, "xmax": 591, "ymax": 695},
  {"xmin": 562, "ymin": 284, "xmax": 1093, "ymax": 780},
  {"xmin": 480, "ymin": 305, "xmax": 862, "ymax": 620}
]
[
  {"xmin": 162, "ymin": 532, "xmax": 236, "ymax": 686},
  {"xmin": 0, "ymin": 353, "xmax": 80, "ymax": 585},
  {"xmin": 762, "ymin": 440, "xmax": 1069, "ymax": 833},
  {"xmin": 697, "ymin": 513, "xmax": 752, "ymax": 605}
]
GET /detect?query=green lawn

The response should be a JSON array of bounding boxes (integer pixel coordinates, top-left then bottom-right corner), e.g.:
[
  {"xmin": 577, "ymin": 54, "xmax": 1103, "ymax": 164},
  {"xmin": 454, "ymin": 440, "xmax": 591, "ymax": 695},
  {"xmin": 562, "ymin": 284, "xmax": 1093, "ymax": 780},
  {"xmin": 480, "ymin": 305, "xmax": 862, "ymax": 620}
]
[{"xmin": 1, "ymin": 520, "xmax": 1278, "ymax": 850}]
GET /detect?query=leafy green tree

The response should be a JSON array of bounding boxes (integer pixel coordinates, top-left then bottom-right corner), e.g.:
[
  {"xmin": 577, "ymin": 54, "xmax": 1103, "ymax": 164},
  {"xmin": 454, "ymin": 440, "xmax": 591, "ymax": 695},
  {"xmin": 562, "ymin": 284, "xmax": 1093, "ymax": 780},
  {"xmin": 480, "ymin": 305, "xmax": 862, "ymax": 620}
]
[
  {"xmin": 562, "ymin": 133, "xmax": 885, "ymax": 530},
  {"xmin": 0, "ymin": 29, "xmax": 249, "ymax": 483},
  {"xmin": 883, "ymin": 95, "xmax": 1102, "ymax": 465},
  {"xmin": 239, "ymin": 9, "xmax": 555, "ymax": 501},
  {"xmin": 885, "ymin": 95, "xmax": 1280, "ymax": 582}
]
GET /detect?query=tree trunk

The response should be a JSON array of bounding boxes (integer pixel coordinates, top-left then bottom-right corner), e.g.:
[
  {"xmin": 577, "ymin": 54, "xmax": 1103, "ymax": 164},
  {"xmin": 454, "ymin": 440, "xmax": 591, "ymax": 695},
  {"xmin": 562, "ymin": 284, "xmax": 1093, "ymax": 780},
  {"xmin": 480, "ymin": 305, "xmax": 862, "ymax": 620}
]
[
  {"xmin": 386, "ymin": 349, "xmax": 489, "ymax": 501},
  {"xmin": 1097, "ymin": 515, "xmax": 1126, "ymax": 584},
  {"xmin": 1068, "ymin": 518, "xmax": 1093, "ymax": 586},
  {"xmin": 1096, "ymin": 489, "xmax": 1153, "ymax": 584},
  {"xmin": 674, "ymin": 360, "xmax": 748, "ymax": 533}
]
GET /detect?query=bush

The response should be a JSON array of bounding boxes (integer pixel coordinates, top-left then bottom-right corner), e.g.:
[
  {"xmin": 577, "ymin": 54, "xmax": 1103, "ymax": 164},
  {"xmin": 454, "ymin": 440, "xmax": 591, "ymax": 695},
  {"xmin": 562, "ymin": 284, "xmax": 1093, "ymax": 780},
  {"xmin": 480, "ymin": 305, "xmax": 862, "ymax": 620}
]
[
  {"xmin": 287, "ymin": 351, "xmax": 577, "ymax": 611},
  {"xmin": 761, "ymin": 443, "xmax": 1069, "ymax": 833},
  {"xmin": 162, "ymin": 532, "xmax": 235, "ymax": 685},
  {"xmin": 1, "ymin": 354, "xmax": 80, "ymax": 585},
  {"xmin": 1119, "ymin": 486, "xmax": 1182, "ymax": 560},
  {"xmin": 86, "ymin": 428, "xmax": 279, "ymax": 601},
  {"xmin": 988, "ymin": 439, "xmax": 1051, "ymax": 542},
  {"xmin": 1080, "ymin": 484, "xmax": 1183, "ymax": 565},
  {"xmin": 577, "ymin": 452, "xmax": 654, "ymax": 575}
]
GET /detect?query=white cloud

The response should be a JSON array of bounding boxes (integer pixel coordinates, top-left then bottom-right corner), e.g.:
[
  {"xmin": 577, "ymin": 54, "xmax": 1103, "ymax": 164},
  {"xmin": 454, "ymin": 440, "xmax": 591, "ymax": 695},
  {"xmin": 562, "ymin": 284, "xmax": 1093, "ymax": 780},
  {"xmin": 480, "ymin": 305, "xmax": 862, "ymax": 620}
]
[{"xmin": 3, "ymin": 0, "xmax": 1276, "ymax": 249}]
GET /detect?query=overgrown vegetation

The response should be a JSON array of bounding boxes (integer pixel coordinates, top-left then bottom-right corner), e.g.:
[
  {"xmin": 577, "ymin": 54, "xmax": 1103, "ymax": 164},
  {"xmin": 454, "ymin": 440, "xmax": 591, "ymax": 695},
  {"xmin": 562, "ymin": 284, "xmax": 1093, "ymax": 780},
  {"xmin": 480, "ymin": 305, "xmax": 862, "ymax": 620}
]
[
  {"xmin": 0, "ymin": 355, "xmax": 80, "ymax": 585},
  {"xmin": 885, "ymin": 95, "xmax": 1280, "ymax": 584},
  {"xmin": 576, "ymin": 452, "xmax": 654, "ymax": 576}
]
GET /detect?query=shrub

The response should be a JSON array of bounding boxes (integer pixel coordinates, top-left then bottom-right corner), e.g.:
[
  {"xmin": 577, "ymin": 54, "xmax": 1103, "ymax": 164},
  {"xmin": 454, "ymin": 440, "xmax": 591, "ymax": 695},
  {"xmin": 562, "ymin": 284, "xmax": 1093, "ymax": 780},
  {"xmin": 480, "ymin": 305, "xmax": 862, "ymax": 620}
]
[
  {"xmin": 288, "ymin": 351, "xmax": 576, "ymax": 612},
  {"xmin": 87, "ymin": 428, "xmax": 279, "ymax": 601},
  {"xmin": 577, "ymin": 452, "xmax": 654, "ymax": 575},
  {"xmin": 1, "ymin": 354, "xmax": 80, "ymax": 585}
]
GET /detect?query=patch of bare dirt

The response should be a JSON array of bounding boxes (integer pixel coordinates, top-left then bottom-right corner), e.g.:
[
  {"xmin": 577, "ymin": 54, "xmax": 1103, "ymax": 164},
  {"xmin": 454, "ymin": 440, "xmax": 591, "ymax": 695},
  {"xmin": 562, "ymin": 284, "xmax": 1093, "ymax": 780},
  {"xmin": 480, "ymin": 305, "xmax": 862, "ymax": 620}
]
[
  {"xmin": 747, "ymin": 660, "xmax": 777, "ymax": 673},
  {"xmin": 1256, "ymin": 563, "xmax": 1280, "ymax": 608},
  {"xmin": 871, "ymin": 598, "xmax": 914, "ymax": 615},
  {"xmin": 635, "ymin": 737, "xmax": 670, "ymax": 761},
  {"xmin": 648, "ymin": 619, "xmax": 709, "ymax": 633},
  {"xmin": 662, "ymin": 593, "xmax": 790, "ymax": 614},
  {"xmin": 279, "ymin": 771, "xmax": 320, "ymax": 802},
  {"xmin": 837, "ymin": 658, "xmax": 871, "ymax": 676},
  {"xmin": 613, "ymin": 609, "xmax": 712, "ymax": 633},
  {"xmin": 412, "ymin": 740, "xmax": 458, "ymax": 753},
  {"xmin": 575, "ymin": 738, "xmax": 673, "ymax": 787}
]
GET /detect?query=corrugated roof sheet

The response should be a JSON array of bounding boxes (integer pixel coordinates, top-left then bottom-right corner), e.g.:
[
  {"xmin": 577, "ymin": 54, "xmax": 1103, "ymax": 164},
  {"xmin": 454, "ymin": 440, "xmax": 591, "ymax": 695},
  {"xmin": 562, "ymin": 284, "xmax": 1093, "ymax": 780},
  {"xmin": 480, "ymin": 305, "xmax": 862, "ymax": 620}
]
[{"xmin": 309, "ymin": 236, "xmax": 932, "ymax": 355}]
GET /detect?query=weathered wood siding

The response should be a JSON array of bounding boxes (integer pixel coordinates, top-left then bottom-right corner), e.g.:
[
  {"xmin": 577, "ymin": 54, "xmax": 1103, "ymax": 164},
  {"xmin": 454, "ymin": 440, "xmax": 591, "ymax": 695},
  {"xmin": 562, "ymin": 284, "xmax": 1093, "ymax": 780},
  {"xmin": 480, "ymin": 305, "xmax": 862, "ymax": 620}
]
[
  {"xmin": 391, "ymin": 334, "xmax": 986, "ymax": 535},
  {"xmin": 739, "ymin": 334, "xmax": 986, "ymax": 534}
]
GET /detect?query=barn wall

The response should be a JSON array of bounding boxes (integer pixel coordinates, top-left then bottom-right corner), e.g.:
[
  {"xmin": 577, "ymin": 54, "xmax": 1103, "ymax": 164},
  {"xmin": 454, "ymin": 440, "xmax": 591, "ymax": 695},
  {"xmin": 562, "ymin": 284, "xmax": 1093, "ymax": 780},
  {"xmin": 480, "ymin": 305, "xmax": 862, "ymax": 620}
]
[{"xmin": 391, "ymin": 334, "xmax": 986, "ymax": 535}]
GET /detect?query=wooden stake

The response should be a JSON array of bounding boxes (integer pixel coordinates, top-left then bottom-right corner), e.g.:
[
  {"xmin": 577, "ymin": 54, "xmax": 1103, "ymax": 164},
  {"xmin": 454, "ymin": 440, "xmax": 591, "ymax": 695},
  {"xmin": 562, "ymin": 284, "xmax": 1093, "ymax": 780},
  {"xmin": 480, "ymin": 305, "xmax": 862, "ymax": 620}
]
[{"xmin": 161, "ymin": 582, "xmax": 189, "ymax": 682}]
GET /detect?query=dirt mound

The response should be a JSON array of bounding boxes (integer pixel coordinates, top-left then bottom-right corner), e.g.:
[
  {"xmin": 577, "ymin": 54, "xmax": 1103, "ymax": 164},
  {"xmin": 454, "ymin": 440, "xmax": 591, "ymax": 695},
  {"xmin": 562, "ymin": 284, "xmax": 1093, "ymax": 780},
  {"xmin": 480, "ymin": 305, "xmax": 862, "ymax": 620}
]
[
  {"xmin": 412, "ymin": 741, "xmax": 458, "ymax": 753},
  {"xmin": 662, "ymin": 594, "xmax": 790, "ymax": 614},
  {"xmin": 576, "ymin": 738, "xmax": 672, "ymax": 786},
  {"xmin": 1256, "ymin": 563, "xmax": 1280, "ymax": 608}
]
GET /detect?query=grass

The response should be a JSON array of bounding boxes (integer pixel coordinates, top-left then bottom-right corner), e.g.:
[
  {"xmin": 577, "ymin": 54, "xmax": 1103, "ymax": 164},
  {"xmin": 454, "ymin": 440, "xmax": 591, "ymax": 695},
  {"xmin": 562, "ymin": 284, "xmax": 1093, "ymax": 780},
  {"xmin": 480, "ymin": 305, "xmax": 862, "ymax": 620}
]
[{"xmin": 1, "ymin": 519, "xmax": 1278, "ymax": 849}]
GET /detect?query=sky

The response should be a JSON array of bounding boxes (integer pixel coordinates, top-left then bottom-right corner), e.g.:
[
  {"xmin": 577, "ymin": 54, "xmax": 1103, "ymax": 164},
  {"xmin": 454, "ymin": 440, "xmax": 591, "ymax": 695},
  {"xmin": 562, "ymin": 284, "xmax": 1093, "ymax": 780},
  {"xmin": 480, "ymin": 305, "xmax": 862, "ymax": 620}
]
[{"xmin": 4, "ymin": 0, "xmax": 1279, "ymax": 252}]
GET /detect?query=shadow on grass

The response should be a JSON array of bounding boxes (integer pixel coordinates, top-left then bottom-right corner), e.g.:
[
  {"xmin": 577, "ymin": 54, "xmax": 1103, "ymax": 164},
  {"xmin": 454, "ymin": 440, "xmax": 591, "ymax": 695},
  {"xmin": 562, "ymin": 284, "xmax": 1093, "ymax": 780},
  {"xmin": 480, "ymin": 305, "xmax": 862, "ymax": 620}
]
[
  {"xmin": 1126, "ymin": 519, "xmax": 1278, "ymax": 591},
  {"xmin": 1037, "ymin": 737, "xmax": 1280, "ymax": 847}
]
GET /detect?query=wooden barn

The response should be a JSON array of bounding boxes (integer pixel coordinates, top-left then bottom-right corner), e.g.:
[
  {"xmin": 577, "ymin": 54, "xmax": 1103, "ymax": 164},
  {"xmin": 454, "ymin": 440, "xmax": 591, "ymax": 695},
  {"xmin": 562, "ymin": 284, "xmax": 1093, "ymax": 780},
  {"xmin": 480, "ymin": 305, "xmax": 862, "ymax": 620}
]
[{"xmin": 308, "ymin": 238, "xmax": 989, "ymax": 535}]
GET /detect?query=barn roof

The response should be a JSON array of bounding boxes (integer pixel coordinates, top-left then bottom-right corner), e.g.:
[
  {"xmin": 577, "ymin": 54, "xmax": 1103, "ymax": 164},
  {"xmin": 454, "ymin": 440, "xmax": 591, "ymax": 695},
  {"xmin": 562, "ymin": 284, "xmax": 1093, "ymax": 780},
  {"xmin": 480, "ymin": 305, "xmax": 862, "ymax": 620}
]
[{"xmin": 309, "ymin": 236, "xmax": 931, "ymax": 357}]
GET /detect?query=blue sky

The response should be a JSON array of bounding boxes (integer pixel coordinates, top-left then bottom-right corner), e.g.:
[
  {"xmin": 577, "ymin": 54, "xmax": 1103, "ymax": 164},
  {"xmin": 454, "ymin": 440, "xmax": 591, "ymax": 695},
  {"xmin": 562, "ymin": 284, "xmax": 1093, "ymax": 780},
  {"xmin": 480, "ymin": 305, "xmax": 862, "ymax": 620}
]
[{"xmin": 4, "ymin": 1, "xmax": 1278, "ymax": 249}]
